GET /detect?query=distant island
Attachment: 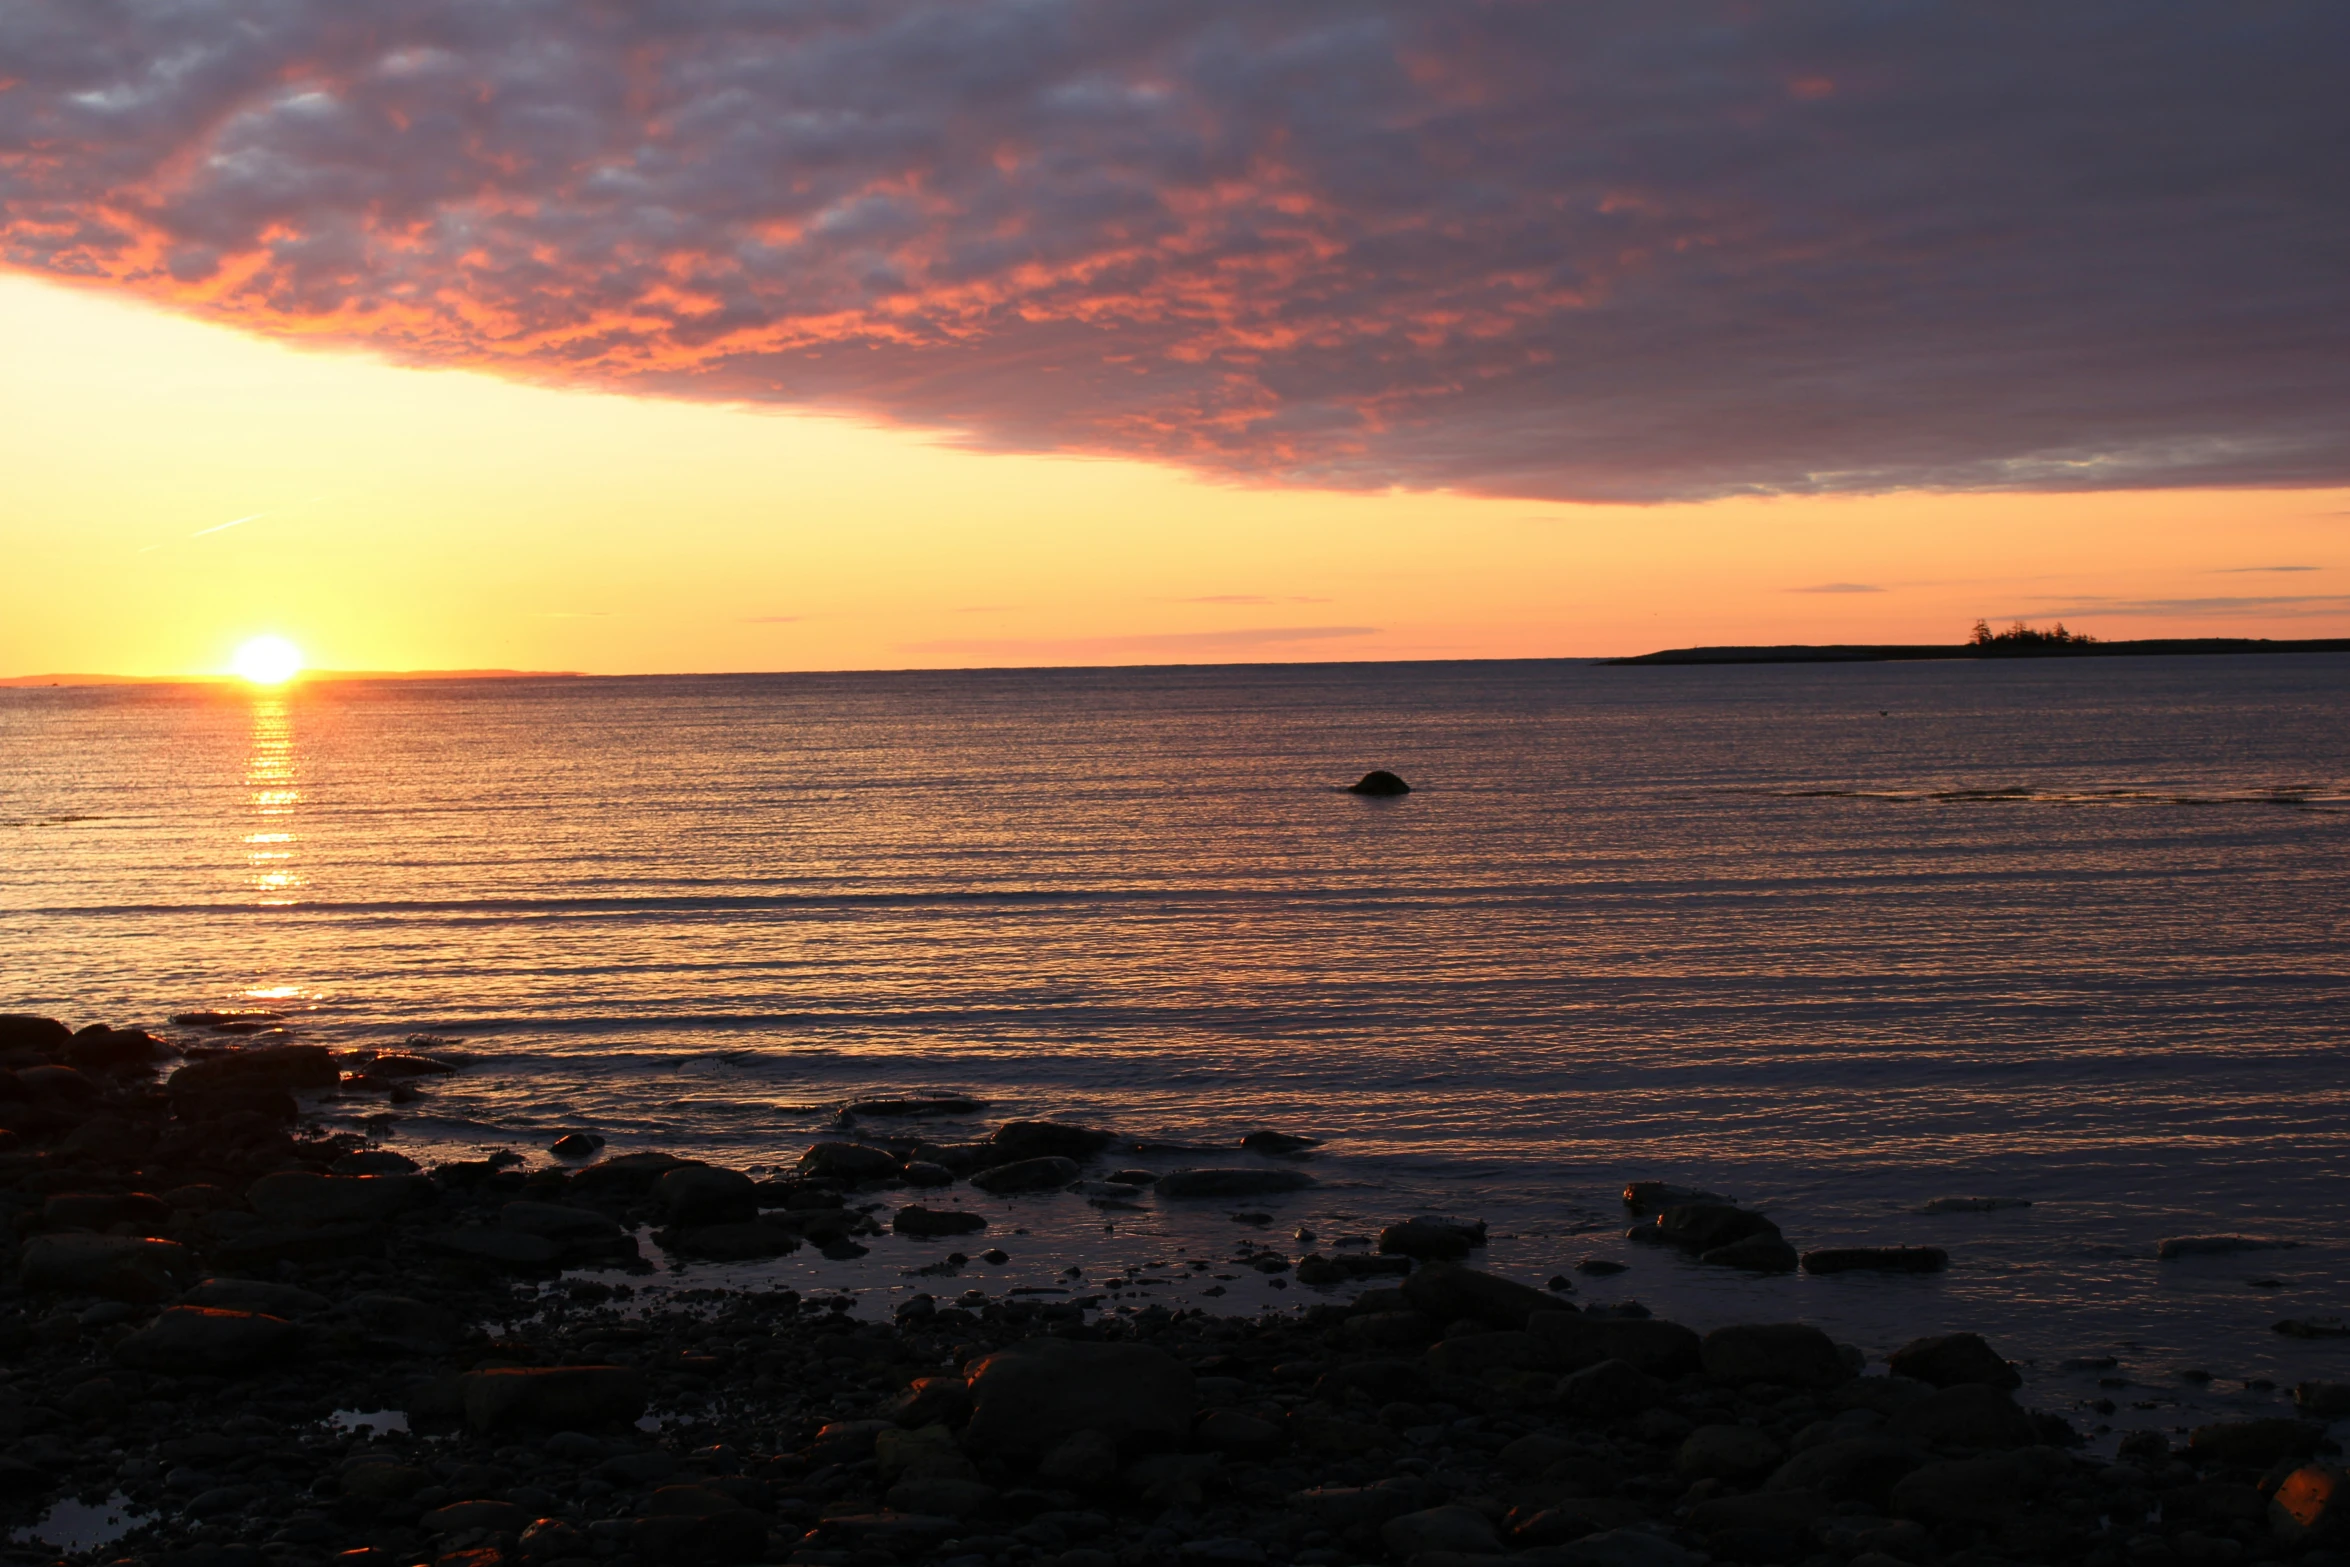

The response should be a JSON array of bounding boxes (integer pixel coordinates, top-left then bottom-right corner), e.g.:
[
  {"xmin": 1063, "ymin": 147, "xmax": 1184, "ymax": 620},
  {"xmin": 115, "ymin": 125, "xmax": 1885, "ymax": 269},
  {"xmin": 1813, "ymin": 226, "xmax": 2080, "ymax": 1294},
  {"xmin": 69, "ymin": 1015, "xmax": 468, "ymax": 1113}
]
[
  {"xmin": 1613, "ymin": 620, "xmax": 2350, "ymax": 665},
  {"xmin": 0, "ymin": 669, "xmax": 584, "ymax": 688}
]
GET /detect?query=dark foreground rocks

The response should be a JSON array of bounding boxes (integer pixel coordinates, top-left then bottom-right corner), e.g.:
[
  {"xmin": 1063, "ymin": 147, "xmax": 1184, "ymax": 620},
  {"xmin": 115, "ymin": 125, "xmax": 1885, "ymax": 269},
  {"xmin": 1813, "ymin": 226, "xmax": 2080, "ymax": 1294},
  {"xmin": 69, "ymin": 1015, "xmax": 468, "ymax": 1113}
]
[{"xmin": 0, "ymin": 1008, "xmax": 2340, "ymax": 1567}]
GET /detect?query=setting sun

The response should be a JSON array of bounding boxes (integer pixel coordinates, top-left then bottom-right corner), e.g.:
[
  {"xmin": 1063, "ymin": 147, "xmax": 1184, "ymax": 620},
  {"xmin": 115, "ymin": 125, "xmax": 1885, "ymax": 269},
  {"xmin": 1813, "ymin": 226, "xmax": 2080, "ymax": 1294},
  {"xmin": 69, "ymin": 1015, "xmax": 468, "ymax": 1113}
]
[{"xmin": 230, "ymin": 635, "xmax": 304, "ymax": 686}]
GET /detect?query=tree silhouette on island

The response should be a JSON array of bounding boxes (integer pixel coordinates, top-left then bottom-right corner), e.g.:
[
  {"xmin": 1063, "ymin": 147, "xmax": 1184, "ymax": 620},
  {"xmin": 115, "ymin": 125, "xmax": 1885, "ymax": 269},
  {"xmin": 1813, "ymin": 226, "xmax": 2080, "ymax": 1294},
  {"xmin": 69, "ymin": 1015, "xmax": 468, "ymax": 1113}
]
[{"xmin": 1968, "ymin": 618, "xmax": 2097, "ymax": 650}]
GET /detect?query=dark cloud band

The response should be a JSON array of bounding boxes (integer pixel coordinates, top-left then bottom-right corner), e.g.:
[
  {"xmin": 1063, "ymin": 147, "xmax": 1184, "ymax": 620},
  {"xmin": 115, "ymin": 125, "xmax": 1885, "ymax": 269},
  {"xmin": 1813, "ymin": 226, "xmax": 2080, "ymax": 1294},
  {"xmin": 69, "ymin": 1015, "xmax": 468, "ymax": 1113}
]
[{"xmin": 4, "ymin": 2, "xmax": 2345, "ymax": 501}]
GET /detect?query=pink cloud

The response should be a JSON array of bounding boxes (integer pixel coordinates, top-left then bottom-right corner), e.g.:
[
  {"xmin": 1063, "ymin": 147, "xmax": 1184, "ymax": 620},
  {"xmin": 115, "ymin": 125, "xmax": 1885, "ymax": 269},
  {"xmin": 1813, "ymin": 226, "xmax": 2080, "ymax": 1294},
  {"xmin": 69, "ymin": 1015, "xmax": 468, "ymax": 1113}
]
[{"xmin": 3, "ymin": 3, "xmax": 2345, "ymax": 501}]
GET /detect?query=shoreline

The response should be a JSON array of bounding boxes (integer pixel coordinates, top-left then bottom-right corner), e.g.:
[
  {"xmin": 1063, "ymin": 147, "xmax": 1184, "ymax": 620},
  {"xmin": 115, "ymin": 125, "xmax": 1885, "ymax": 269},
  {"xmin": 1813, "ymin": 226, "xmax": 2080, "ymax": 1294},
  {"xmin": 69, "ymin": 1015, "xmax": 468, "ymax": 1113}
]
[
  {"xmin": 1608, "ymin": 638, "xmax": 2350, "ymax": 666},
  {"xmin": 0, "ymin": 1012, "xmax": 2343, "ymax": 1566}
]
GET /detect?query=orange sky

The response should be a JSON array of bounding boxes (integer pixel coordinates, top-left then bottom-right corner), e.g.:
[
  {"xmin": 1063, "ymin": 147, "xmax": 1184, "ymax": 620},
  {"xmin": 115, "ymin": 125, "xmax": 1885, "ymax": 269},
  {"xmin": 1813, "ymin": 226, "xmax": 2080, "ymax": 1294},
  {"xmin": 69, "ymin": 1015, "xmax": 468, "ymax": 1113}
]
[{"xmin": 3, "ymin": 272, "xmax": 2344, "ymax": 680}]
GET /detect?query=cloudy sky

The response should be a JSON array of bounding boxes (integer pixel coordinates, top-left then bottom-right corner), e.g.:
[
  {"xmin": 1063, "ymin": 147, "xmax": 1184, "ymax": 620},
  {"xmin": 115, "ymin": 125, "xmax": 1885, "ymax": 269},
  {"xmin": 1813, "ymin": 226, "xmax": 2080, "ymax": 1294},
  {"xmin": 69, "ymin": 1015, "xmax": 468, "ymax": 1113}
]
[{"xmin": 3, "ymin": 1, "xmax": 2346, "ymax": 674}]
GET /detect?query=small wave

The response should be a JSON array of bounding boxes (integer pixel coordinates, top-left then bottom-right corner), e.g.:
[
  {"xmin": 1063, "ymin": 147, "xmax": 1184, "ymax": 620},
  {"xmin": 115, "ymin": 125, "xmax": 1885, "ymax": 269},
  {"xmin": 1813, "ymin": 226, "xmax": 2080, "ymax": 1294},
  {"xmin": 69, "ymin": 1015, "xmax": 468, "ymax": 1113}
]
[{"xmin": 1764, "ymin": 785, "xmax": 2347, "ymax": 810}]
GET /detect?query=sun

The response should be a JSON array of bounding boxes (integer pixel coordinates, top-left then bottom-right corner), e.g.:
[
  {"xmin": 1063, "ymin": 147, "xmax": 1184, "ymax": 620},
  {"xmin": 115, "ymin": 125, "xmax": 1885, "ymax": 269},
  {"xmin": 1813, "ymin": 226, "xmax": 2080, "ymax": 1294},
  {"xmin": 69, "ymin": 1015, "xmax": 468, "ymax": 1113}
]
[{"xmin": 230, "ymin": 635, "xmax": 305, "ymax": 686}]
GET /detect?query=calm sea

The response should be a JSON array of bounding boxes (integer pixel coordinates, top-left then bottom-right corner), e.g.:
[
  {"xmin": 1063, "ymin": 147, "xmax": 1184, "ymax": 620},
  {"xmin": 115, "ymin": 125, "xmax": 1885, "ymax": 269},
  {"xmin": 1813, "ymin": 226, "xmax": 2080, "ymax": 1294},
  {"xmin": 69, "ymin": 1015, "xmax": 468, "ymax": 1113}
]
[{"xmin": 4, "ymin": 656, "xmax": 2347, "ymax": 1444}]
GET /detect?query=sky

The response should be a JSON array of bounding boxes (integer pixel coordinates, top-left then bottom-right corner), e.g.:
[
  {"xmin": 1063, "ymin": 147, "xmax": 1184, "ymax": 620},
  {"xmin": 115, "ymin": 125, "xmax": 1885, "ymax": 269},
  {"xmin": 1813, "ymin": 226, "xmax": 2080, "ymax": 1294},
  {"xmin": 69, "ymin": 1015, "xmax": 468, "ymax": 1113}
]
[{"xmin": 3, "ymin": 2, "xmax": 2347, "ymax": 677}]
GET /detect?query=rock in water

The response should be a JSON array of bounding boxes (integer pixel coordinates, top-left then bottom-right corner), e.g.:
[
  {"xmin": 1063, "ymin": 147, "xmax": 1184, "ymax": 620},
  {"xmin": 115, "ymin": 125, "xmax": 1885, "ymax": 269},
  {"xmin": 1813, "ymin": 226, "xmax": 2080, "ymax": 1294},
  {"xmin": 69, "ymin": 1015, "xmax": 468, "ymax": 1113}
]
[
  {"xmin": 2156, "ymin": 1234, "xmax": 2300, "ymax": 1260},
  {"xmin": 1887, "ymin": 1331, "xmax": 2020, "ymax": 1390},
  {"xmin": 1346, "ymin": 770, "xmax": 1411, "ymax": 796},
  {"xmin": 984, "ymin": 1120, "xmax": 1116, "ymax": 1161},
  {"xmin": 961, "ymin": 1338, "xmax": 1194, "ymax": 1458},
  {"xmin": 1238, "ymin": 1129, "xmax": 1321, "ymax": 1155},
  {"xmin": 969, "ymin": 1156, "xmax": 1080, "ymax": 1194},
  {"xmin": 1919, "ymin": 1195, "xmax": 2032, "ymax": 1213},
  {"xmin": 1376, "ymin": 1216, "xmax": 1487, "ymax": 1260},
  {"xmin": 1155, "ymin": 1168, "xmax": 1316, "ymax": 1198},
  {"xmin": 893, "ymin": 1205, "xmax": 988, "ymax": 1237},
  {"xmin": 1802, "ymin": 1245, "xmax": 1948, "ymax": 1275}
]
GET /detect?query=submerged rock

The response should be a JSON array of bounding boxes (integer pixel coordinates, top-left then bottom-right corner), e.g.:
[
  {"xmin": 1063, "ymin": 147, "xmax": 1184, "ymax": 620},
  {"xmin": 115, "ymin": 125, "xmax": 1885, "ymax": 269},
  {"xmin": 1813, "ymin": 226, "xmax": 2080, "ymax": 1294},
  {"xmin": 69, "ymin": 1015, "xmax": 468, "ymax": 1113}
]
[
  {"xmin": 1803, "ymin": 1245, "xmax": 1949, "ymax": 1275},
  {"xmin": 1156, "ymin": 1167, "xmax": 1316, "ymax": 1198},
  {"xmin": 1238, "ymin": 1129, "xmax": 1321, "ymax": 1156},
  {"xmin": 1919, "ymin": 1195, "xmax": 2032, "ymax": 1213},
  {"xmin": 2156, "ymin": 1234, "xmax": 2300, "ymax": 1259}
]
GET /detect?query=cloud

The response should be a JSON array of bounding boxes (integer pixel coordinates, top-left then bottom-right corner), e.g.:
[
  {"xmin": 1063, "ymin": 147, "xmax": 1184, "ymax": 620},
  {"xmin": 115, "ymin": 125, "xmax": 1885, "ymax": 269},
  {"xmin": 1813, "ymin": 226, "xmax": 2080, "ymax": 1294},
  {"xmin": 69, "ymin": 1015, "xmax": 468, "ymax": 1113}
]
[
  {"xmin": 1786, "ymin": 583, "xmax": 1883, "ymax": 594},
  {"xmin": 2016, "ymin": 595, "xmax": 2350, "ymax": 618},
  {"xmin": 901, "ymin": 624, "xmax": 1378, "ymax": 659},
  {"xmin": 3, "ymin": 4, "xmax": 2346, "ymax": 502},
  {"xmin": 191, "ymin": 512, "xmax": 263, "ymax": 539},
  {"xmin": 2215, "ymin": 565, "xmax": 2319, "ymax": 573},
  {"xmin": 742, "ymin": 614, "xmax": 803, "ymax": 624},
  {"xmin": 1166, "ymin": 594, "xmax": 1331, "ymax": 605}
]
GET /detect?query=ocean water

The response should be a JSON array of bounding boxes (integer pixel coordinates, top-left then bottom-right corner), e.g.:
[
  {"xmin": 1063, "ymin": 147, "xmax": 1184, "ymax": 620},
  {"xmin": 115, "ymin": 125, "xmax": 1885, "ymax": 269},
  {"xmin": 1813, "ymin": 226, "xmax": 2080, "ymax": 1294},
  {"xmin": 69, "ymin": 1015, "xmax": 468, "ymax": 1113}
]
[{"xmin": 4, "ymin": 655, "xmax": 2348, "ymax": 1446}]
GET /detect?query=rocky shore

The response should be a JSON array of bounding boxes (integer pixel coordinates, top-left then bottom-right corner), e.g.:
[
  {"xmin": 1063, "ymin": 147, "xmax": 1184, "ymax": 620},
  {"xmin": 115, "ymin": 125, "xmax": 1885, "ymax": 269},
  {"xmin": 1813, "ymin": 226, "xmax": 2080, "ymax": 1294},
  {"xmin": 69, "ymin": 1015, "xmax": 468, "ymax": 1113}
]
[{"xmin": 0, "ymin": 1012, "xmax": 2344, "ymax": 1567}]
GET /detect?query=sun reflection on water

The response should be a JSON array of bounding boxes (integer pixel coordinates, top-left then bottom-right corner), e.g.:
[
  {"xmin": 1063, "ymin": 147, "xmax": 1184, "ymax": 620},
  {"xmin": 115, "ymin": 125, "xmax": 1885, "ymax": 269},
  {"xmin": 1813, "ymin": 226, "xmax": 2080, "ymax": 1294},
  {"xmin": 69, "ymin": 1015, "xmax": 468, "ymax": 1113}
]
[{"xmin": 243, "ymin": 690, "xmax": 302, "ymax": 904}]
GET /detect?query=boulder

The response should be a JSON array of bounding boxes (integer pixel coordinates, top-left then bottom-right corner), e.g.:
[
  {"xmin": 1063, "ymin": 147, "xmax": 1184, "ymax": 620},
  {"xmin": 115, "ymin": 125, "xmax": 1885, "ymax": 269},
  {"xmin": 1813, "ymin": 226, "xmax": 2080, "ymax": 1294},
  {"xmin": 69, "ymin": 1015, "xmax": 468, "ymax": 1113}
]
[
  {"xmin": 549, "ymin": 1132, "xmax": 605, "ymax": 1159},
  {"xmin": 798, "ymin": 1141, "xmax": 903, "ymax": 1181},
  {"xmin": 1402, "ymin": 1262, "xmax": 1559, "ymax": 1330},
  {"xmin": 1154, "ymin": 1167, "xmax": 1315, "ymax": 1198},
  {"xmin": 969, "ymin": 1156, "xmax": 1080, "ymax": 1194},
  {"xmin": 1765, "ymin": 1437, "xmax": 1924, "ymax": 1505},
  {"xmin": 654, "ymin": 1165, "xmax": 756, "ymax": 1225},
  {"xmin": 1701, "ymin": 1323, "xmax": 1853, "ymax": 1389},
  {"xmin": 499, "ymin": 1200, "xmax": 628, "ymax": 1246},
  {"xmin": 1553, "ymin": 1531, "xmax": 1699, "ymax": 1567},
  {"xmin": 887, "ymin": 1476, "xmax": 996, "ymax": 1517},
  {"xmin": 1888, "ymin": 1384, "xmax": 2036, "ymax": 1449},
  {"xmin": 66, "ymin": 1027, "xmax": 165, "ymax": 1075},
  {"xmin": 1527, "ymin": 1311, "xmax": 1703, "ymax": 1377},
  {"xmin": 1038, "ymin": 1427, "xmax": 1122, "ymax": 1486},
  {"xmin": 1623, "ymin": 1180, "xmax": 1722, "ymax": 1212},
  {"xmin": 664, "ymin": 1221, "xmax": 799, "ymax": 1260},
  {"xmin": 893, "ymin": 1205, "xmax": 987, "ymax": 1237},
  {"xmin": 1346, "ymin": 771, "xmax": 1412, "ymax": 797},
  {"xmin": 1886, "ymin": 1332, "xmax": 2020, "ymax": 1390},
  {"xmin": 113, "ymin": 1306, "xmax": 298, "ymax": 1372},
  {"xmin": 183, "ymin": 1278, "xmax": 328, "ymax": 1317},
  {"xmin": 20, "ymin": 1233, "xmax": 193, "ymax": 1302},
  {"xmin": 248, "ymin": 1171, "xmax": 430, "ymax": 1225},
  {"xmin": 569, "ymin": 1151, "xmax": 697, "ymax": 1199},
  {"xmin": 421, "ymin": 1499, "xmax": 533, "ymax": 1535},
  {"xmin": 1377, "ymin": 1217, "xmax": 1486, "ymax": 1261},
  {"xmin": 1891, "ymin": 1455, "xmax": 2032, "ymax": 1525},
  {"xmin": 962, "ymin": 1338, "xmax": 1193, "ymax": 1458},
  {"xmin": 17, "ymin": 1063, "xmax": 97, "ymax": 1103},
  {"xmin": 2188, "ymin": 1418, "xmax": 2324, "ymax": 1469},
  {"xmin": 1424, "ymin": 1332, "xmax": 1558, "ymax": 1378},
  {"xmin": 1239, "ymin": 1130, "xmax": 1321, "ymax": 1156},
  {"xmin": 462, "ymin": 1366, "xmax": 647, "ymax": 1433},
  {"xmin": 169, "ymin": 1044, "xmax": 338, "ymax": 1095},
  {"xmin": 2270, "ymin": 1464, "xmax": 2348, "ymax": 1544},
  {"xmin": 1649, "ymin": 1203, "xmax": 1780, "ymax": 1252},
  {"xmin": 2294, "ymin": 1382, "xmax": 2350, "ymax": 1420},
  {"xmin": 1557, "ymin": 1357, "xmax": 1662, "ymax": 1418},
  {"xmin": 985, "ymin": 1121, "xmax": 1115, "ymax": 1161},
  {"xmin": 1919, "ymin": 1196, "xmax": 2031, "ymax": 1214},
  {"xmin": 330, "ymin": 1150, "xmax": 421, "ymax": 1175},
  {"xmin": 1295, "ymin": 1252, "xmax": 1413, "ymax": 1287},
  {"xmin": 421, "ymin": 1228, "xmax": 563, "ymax": 1267},
  {"xmin": 1676, "ymin": 1424, "xmax": 1786, "ymax": 1481},
  {"xmin": 43, "ymin": 1191, "xmax": 170, "ymax": 1232},
  {"xmin": 1802, "ymin": 1246, "xmax": 1947, "ymax": 1275},
  {"xmin": 1380, "ymin": 1506, "xmax": 1496, "ymax": 1558},
  {"xmin": 59, "ymin": 1115, "xmax": 156, "ymax": 1163},
  {"xmin": 0, "ymin": 1015, "xmax": 71, "ymax": 1054}
]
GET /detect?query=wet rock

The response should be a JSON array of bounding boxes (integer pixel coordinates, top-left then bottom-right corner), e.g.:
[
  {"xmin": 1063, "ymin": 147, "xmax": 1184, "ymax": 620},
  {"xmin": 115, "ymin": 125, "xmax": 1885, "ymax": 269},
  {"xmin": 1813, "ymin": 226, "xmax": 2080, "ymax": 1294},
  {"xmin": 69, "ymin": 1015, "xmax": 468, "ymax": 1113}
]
[
  {"xmin": 887, "ymin": 1475, "xmax": 996, "ymax": 1516},
  {"xmin": 1558, "ymin": 1356, "xmax": 1663, "ymax": 1418},
  {"xmin": 666, "ymin": 1220, "xmax": 799, "ymax": 1259},
  {"xmin": 888, "ymin": 1376, "xmax": 974, "ymax": 1428},
  {"xmin": 18, "ymin": 1062, "xmax": 99, "ymax": 1103},
  {"xmin": 569, "ymin": 1150, "xmax": 696, "ymax": 1199},
  {"xmin": 2156, "ymin": 1234, "xmax": 2298, "ymax": 1260},
  {"xmin": 61, "ymin": 1115, "xmax": 156, "ymax": 1162},
  {"xmin": 2273, "ymin": 1316, "xmax": 2350, "ymax": 1339},
  {"xmin": 42, "ymin": 1190, "xmax": 170, "ymax": 1231},
  {"xmin": 1377, "ymin": 1216, "xmax": 1487, "ymax": 1261},
  {"xmin": 170, "ymin": 1043, "xmax": 339, "ymax": 1095},
  {"xmin": 1802, "ymin": 1245, "xmax": 1947, "ymax": 1275},
  {"xmin": 422, "ymin": 1499, "xmax": 533, "ymax": 1535},
  {"xmin": 1424, "ymin": 1331, "xmax": 1557, "ymax": 1377},
  {"xmin": 114, "ymin": 1306, "xmax": 298, "ymax": 1373},
  {"xmin": 1315, "ymin": 1358, "xmax": 1436, "ymax": 1404},
  {"xmin": 422, "ymin": 1228, "xmax": 563, "ymax": 1267},
  {"xmin": 1697, "ymin": 1232, "xmax": 1800, "ymax": 1271},
  {"xmin": 986, "ymin": 1121, "xmax": 1116, "ymax": 1162},
  {"xmin": 1576, "ymin": 1257, "xmax": 1630, "ymax": 1275},
  {"xmin": 1765, "ymin": 1437, "xmax": 1924, "ymax": 1505},
  {"xmin": 549, "ymin": 1132, "xmax": 605, "ymax": 1159},
  {"xmin": 1886, "ymin": 1331, "xmax": 2020, "ymax": 1390},
  {"xmin": 330, "ymin": 1150, "xmax": 422, "ymax": 1175},
  {"xmin": 1239, "ymin": 1130, "xmax": 1321, "ymax": 1156},
  {"xmin": 20, "ymin": 1233, "xmax": 194, "ymax": 1302},
  {"xmin": 516, "ymin": 1519, "xmax": 591, "ymax": 1564},
  {"xmin": 1553, "ymin": 1531, "xmax": 1698, "ymax": 1567},
  {"xmin": 500, "ymin": 1199, "xmax": 628, "ymax": 1247},
  {"xmin": 0, "ymin": 1015, "xmax": 72, "ymax": 1053},
  {"xmin": 902, "ymin": 1160, "xmax": 954, "ymax": 1187},
  {"xmin": 248, "ymin": 1171, "xmax": 430, "ymax": 1225},
  {"xmin": 1295, "ymin": 1251, "xmax": 1413, "ymax": 1287},
  {"xmin": 654, "ymin": 1164, "xmax": 756, "ymax": 1225},
  {"xmin": 340, "ymin": 1460, "xmax": 430, "ymax": 1501},
  {"xmin": 1346, "ymin": 770, "xmax": 1412, "ymax": 797},
  {"xmin": 462, "ymin": 1366, "xmax": 648, "ymax": 1433},
  {"xmin": 1642, "ymin": 1202, "xmax": 1777, "ymax": 1251},
  {"xmin": 1153, "ymin": 1167, "xmax": 1316, "ymax": 1198},
  {"xmin": 1701, "ymin": 1323, "xmax": 1854, "ymax": 1388},
  {"xmin": 1677, "ymin": 1424, "xmax": 1787, "ymax": 1481},
  {"xmin": 2187, "ymin": 1417, "xmax": 2324, "ymax": 1469},
  {"xmin": 1401, "ymin": 1261, "xmax": 1559, "ymax": 1330},
  {"xmin": 1381, "ymin": 1505, "xmax": 1497, "ymax": 1557},
  {"xmin": 970, "ymin": 1156, "xmax": 1081, "ymax": 1194},
  {"xmin": 962, "ymin": 1337, "xmax": 1193, "ymax": 1458},
  {"xmin": 2293, "ymin": 1381, "xmax": 2350, "ymax": 1419},
  {"xmin": 1887, "ymin": 1384, "xmax": 2037, "ymax": 1449},
  {"xmin": 894, "ymin": 1205, "xmax": 988, "ymax": 1237},
  {"xmin": 182, "ymin": 1278, "xmax": 328, "ymax": 1317},
  {"xmin": 1038, "ymin": 1427, "xmax": 1121, "ymax": 1486},
  {"xmin": 66, "ymin": 1025, "xmax": 167, "ymax": 1074},
  {"xmin": 2270, "ymin": 1464, "xmax": 2348, "ymax": 1543},
  {"xmin": 1527, "ymin": 1310, "xmax": 1702, "ymax": 1377},
  {"xmin": 1891, "ymin": 1455, "xmax": 2032, "ymax": 1525},
  {"xmin": 1920, "ymin": 1196, "xmax": 2032, "ymax": 1213}
]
